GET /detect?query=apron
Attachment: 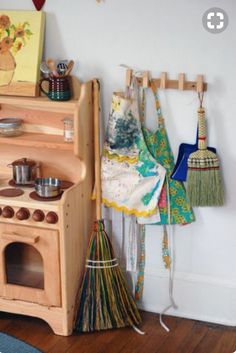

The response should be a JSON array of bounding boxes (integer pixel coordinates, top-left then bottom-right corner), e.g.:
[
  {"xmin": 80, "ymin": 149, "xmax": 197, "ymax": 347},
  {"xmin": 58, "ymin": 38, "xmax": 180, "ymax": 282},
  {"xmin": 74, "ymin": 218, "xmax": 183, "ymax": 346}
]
[
  {"xmin": 141, "ymin": 86, "xmax": 195, "ymax": 225},
  {"xmin": 101, "ymin": 91, "xmax": 166, "ymax": 224},
  {"xmin": 135, "ymin": 84, "xmax": 195, "ymax": 301}
]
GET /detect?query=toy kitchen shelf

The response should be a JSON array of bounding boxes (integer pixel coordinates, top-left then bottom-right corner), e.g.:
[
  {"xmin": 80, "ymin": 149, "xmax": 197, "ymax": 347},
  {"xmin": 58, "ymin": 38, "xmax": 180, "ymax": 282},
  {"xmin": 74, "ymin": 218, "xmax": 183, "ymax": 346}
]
[
  {"xmin": 0, "ymin": 77, "xmax": 86, "ymax": 157},
  {"xmin": 0, "ymin": 77, "xmax": 95, "ymax": 336}
]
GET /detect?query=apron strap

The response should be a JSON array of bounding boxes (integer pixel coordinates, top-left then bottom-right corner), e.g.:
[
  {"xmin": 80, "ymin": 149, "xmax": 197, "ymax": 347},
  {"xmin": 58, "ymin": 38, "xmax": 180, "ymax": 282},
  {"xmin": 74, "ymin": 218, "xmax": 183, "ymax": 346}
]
[
  {"xmin": 135, "ymin": 225, "xmax": 145, "ymax": 301},
  {"xmin": 150, "ymin": 81, "xmax": 165, "ymax": 128}
]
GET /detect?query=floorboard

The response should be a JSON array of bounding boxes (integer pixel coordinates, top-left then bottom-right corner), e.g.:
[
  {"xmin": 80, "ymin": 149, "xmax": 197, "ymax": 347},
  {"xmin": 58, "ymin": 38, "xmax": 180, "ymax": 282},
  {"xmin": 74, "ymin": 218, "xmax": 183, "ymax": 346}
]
[{"xmin": 0, "ymin": 311, "xmax": 235, "ymax": 353}]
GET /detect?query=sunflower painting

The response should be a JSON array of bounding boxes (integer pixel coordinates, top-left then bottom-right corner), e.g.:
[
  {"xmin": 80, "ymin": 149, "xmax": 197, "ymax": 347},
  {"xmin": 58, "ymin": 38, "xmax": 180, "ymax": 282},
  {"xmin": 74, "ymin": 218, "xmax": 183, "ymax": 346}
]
[{"xmin": 0, "ymin": 10, "xmax": 45, "ymax": 97}]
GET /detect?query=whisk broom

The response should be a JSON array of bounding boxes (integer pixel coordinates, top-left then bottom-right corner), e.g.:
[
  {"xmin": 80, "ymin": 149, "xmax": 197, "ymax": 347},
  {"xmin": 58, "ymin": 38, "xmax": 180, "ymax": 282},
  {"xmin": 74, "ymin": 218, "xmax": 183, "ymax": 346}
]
[
  {"xmin": 74, "ymin": 79, "xmax": 141, "ymax": 332},
  {"xmin": 187, "ymin": 100, "xmax": 224, "ymax": 207}
]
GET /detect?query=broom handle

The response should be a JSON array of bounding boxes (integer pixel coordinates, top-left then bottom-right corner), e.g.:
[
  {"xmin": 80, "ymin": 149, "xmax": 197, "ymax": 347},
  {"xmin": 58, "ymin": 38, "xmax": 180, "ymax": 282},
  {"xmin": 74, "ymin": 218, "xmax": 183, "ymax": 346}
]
[
  {"xmin": 93, "ymin": 79, "xmax": 102, "ymax": 220},
  {"xmin": 198, "ymin": 108, "xmax": 207, "ymax": 150}
]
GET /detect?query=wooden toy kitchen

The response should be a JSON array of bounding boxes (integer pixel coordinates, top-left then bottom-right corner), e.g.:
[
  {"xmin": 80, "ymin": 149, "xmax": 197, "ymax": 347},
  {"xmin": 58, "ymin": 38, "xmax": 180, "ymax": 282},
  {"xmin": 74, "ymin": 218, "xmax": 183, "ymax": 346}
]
[{"xmin": 0, "ymin": 78, "xmax": 95, "ymax": 336}]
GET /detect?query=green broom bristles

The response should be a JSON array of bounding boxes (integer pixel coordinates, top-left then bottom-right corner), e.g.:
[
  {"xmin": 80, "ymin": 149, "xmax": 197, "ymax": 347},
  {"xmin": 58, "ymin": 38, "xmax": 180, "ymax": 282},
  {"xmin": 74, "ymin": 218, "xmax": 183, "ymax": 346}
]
[
  {"xmin": 74, "ymin": 220, "xmax": 141, "ymax": 332},
  {"xmin": 187, "ymin": 107, "xmax": 224, "ymax": 207}
]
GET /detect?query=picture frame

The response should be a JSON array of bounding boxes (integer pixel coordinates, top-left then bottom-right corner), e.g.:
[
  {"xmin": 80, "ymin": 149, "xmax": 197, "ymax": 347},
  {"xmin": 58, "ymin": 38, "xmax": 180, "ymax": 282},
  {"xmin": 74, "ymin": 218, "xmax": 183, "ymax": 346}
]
[{"xmin": 0, "ymin": 10, "xmax": 45, "ymax": 97}]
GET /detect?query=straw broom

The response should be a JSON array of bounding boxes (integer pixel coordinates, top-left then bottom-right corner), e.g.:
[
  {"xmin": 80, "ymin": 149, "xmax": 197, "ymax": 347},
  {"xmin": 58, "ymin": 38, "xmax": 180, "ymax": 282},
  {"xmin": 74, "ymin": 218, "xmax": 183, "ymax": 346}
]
[
  {"xmin": 187, "ymin": 106, "xmax": 224, "ymax": 206},
  {"xmin": 74, "ymin": 79, "xmax": 141, "ymax": 332}
]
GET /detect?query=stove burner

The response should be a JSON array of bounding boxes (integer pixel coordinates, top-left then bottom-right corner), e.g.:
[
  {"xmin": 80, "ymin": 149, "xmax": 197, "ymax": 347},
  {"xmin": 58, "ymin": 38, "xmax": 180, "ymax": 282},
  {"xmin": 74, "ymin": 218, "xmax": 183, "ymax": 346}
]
[
  {"xmin": 8, "ymin": 180, "xmax": 35, "ymax": 188},
  {"xmin": 8, "ymin": 180, "xmax": 74, "ymax": 189},
  {"xmin": 0, "ymin": 188, "xmax": 24, "ymax": 197},
  {"xmin": 29, "ymin": 191, "xmax": 64, "ymax": 202},
  {"xmin": 61, "ymin": 180, "xmax": 74, "ymax": 189}
]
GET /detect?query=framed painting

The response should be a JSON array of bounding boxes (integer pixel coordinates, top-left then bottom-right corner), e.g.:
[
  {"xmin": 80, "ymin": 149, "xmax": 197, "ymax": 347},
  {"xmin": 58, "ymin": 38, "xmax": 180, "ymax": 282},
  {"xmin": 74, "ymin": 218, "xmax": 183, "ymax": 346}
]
[{"xmin": 0, "ymin": 10, "xmax": 45, "ymax": 97}]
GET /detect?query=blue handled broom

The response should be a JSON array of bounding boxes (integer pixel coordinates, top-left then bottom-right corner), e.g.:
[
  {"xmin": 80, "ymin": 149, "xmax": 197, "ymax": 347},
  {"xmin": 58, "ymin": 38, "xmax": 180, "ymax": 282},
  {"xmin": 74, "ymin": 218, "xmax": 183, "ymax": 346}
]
[{"xmin": 187, "ymin": 98, "xmax": 224, "ymax": 206}]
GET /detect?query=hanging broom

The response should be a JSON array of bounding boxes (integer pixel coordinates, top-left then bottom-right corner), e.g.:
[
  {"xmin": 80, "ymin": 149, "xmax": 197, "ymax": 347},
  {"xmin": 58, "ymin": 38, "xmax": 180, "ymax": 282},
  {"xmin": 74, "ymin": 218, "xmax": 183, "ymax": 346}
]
[
  {"xmin": 74, "ymin": 79, "xmax": 141, "ymax": 332},
  {"xmin": 187, "ymin": 104, "xmax": 224, "ymax": 206}
]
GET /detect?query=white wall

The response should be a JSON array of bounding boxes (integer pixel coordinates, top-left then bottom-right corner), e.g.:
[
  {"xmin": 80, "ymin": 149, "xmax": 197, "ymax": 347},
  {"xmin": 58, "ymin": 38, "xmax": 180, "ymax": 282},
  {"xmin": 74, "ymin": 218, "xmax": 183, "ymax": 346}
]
[{"xmin": 1, "ymin": 0, "xmax": 236, "ymax": 325}]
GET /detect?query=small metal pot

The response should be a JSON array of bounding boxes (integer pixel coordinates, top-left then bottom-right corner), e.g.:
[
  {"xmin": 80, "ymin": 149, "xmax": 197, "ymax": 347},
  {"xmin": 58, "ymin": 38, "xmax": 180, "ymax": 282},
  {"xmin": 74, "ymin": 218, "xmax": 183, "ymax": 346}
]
[
  {"xmin": 8, "ymin": 158, "xmax": 39, "ymax": 185},
  {"xmin": 35, "ymin": 178, "xmax": 61, "ymax": 198}
]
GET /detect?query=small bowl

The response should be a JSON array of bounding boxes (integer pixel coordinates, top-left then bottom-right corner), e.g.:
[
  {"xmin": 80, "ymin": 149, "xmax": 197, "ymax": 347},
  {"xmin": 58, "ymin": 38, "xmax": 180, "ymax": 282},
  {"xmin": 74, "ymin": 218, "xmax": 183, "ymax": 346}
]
[
  {"xmin": 35, "ymin": 178, "xmax": 61, "ymax": 198},
  {"xmin": 0, "ymin": 118, "xmax": 23, "ymax": 137}
]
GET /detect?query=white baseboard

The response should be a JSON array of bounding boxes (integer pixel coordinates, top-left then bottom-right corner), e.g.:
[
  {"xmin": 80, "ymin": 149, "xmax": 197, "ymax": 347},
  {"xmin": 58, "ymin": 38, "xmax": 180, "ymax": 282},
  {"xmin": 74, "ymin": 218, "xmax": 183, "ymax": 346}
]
[{"xmin": 131, "ymin": 268, "xmax": 236, "ymax": 327}]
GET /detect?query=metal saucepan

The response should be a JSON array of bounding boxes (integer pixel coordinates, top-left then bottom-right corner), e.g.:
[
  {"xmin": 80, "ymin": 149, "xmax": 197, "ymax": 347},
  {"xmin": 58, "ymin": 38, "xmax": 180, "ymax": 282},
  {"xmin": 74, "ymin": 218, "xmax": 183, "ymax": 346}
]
[
  {"xmin": 8, "ymin": 158, "xmax": 40, "ymax": 185},
  {"xmin": 35, "ymin": 178, "xmax": 61, "ymax": 198}
]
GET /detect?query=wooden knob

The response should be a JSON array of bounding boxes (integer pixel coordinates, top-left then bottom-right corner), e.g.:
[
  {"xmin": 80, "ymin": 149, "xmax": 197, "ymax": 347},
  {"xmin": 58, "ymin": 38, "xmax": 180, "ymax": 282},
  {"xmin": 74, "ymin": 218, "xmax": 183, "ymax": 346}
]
[
  {"xmin": 46, "ymin": 211, "xmax": 58, "ymax": 224},
  {"xmin": 2, "ymin": 206, "xmax": 14, "ymax": 218},
  {"xmin": 32, "ymin": 209, "xmax": 45, "ymax": 222},
  {"xmin": 16, "ymin": 208, "xmax": 30, "ymax": 221}
]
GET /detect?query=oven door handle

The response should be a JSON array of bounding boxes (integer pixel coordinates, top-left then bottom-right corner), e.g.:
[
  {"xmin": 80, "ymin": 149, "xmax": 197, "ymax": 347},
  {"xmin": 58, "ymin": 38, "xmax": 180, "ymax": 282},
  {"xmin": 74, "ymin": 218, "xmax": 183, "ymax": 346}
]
[{"xmin": 1, "ymin": 232, "xmax": 39, "ymax": 244}]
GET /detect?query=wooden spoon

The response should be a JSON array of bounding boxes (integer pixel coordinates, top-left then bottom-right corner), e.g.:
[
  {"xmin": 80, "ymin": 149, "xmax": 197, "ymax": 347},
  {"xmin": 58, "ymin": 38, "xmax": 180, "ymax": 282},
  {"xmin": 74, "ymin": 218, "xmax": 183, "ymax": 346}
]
[
  {"xmin": 64, "ymin": 60, "xmax": 74, "ymax": 76},
  {"xmin": 46, "ymin": 58, "xmax": 58, "ymax": 77}
]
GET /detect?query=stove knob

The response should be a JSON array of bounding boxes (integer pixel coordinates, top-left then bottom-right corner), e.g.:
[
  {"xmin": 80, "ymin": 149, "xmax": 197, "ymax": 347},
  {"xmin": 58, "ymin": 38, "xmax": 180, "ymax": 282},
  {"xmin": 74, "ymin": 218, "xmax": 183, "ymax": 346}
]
[
  {"xmin": 2, "ymin": 206, "xmax": 14, "ymax": 218},
  {"xmin": 16, "ymin": 208, "xmax": 30, "ymax": 221},
  {"xmin": 0, "ymin": 208, "xmax": 2, "ymax": 216},
  {"xmin": 46, "ymin": 211, "xmax": 58, "ymax": 224},
  {"xmin": 32, "ymin": 209, "xmax": 45, "ymax": 222}
]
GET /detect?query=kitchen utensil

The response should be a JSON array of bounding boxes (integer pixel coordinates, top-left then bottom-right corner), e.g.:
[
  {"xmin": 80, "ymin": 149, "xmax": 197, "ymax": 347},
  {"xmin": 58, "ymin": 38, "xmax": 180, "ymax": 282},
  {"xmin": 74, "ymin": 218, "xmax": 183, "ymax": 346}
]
[
  {"xmin": 0, "ymin": 118, "xmax": 23, "ymax": 137},
  {"xmin": 40, "ymin": 61, "xmax": 50, "ymax": 75},
  {"xmin": 35, "ymin": 177, "xmax": 62, "ymax": 198},
  {"xmin": 64, "ymin": 60, "xmax": 74, "ymax": 76},
  {"xmin": 46, "ymin": 58, "xmax": 58, "ymax": 77},
  {"xmin": 57, "ymin": 62, "xmax": 68, "ymax": 76},
  {"xmin": 74, "ymin": 79, "xmax": 141, "ymax": 333},
  {"xmin": 39, "ymin": 76, "xmax": 71, "ymax": 101},
  {"xmin": 171, "ymin": 128, "xmax": 216, "ymax": 182},
  {"xmin": 8, "ymin": 158, "xmax": 39, "ymax": 185}
]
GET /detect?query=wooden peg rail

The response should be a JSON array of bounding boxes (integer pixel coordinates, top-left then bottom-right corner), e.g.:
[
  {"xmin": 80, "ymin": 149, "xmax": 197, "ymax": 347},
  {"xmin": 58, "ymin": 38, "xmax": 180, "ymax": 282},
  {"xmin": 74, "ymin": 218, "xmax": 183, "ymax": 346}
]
[{"xmin": 126, "ymin": 70, "xmax": 207, "ymax": 92}]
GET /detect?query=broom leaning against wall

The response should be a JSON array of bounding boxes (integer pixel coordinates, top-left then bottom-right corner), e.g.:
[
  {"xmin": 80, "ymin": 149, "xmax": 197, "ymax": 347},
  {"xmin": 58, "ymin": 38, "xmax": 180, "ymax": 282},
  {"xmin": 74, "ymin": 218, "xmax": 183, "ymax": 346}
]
[{"xmin": 74, "ymin": 79, "xmax": 142, "ymax": 333}]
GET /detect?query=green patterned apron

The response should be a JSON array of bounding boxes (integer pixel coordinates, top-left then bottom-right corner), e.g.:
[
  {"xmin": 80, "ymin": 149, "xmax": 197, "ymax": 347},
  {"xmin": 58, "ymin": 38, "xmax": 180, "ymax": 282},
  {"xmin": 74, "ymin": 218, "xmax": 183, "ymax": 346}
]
[
  {"xmin": 141, "ymin": 86, "xmax": 195, "ymax": 225},
  {"xmin": 135, "ymin": 84, "xmax": 195, "ymax": 301}
]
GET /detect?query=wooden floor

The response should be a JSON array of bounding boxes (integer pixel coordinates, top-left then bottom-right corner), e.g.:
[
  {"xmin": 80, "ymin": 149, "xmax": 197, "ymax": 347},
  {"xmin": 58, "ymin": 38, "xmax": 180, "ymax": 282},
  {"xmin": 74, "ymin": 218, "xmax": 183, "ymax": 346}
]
[{"xmin": 0, "ymin": 311, "xmax": 235, "ymax": 353}]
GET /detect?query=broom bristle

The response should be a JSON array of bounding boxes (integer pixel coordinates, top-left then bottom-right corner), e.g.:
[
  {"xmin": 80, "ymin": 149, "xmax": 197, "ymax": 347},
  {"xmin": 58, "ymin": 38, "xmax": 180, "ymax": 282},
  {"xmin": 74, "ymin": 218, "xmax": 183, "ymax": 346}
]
[
  {"xmin": 74, "ymin": 220, "xmax": 141, "ymax": 332},
  {"xmin": 187, "ymin": 149, "xmax": 224, "ymax": 206}
]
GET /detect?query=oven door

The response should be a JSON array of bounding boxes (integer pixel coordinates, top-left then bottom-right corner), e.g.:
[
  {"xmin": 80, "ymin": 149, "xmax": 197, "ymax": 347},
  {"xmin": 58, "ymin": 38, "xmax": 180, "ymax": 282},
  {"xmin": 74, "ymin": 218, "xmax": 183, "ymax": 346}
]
[{"xmin": 0, "ymin": 223, "xmax": 61, "ymax": 307}]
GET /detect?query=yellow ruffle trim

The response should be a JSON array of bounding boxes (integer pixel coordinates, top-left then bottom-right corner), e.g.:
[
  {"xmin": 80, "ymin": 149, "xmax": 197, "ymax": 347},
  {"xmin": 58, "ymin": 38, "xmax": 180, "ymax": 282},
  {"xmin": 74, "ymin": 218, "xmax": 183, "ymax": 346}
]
[
  {"xmin": 102, "ymin": 197, "xmax": 157, "ymax": 218},
  {"xmin": 103, "ymin": 150, "xmax": 138, "ymax": 164}
]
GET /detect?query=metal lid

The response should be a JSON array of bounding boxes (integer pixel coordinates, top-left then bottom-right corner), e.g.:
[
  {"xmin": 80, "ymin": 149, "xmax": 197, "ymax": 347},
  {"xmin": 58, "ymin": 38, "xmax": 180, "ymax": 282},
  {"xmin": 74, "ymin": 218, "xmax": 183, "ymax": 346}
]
[
  {"xmin": 62, "ymin": 117, "xmax": 73, "ymax": 124},
  {"xmin": 11, "ymin": 158, "xmax": 37, "ymax": 167},
  {"xmin": 0, "ymin": 118, "xmax": 22, "ymax": 128}
]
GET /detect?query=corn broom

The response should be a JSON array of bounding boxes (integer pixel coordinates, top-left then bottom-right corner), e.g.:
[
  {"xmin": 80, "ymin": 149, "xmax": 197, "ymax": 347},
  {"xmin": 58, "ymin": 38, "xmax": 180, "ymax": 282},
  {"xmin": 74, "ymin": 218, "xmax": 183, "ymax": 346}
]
[
  {"xmin": 187, "ymin": 107, "xmax": 224, "ymax": 206},
  {"xmin": 74, "ymin": 79, "xmax": 141, "ymax": 332}
]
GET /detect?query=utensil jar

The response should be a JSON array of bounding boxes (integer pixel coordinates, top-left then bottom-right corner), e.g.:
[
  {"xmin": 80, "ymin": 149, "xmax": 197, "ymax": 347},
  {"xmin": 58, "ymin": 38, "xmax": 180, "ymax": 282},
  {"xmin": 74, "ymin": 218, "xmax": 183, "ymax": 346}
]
[{"xmin": 39, "ymin": 76, "xmax": 71, "ymax": 101}]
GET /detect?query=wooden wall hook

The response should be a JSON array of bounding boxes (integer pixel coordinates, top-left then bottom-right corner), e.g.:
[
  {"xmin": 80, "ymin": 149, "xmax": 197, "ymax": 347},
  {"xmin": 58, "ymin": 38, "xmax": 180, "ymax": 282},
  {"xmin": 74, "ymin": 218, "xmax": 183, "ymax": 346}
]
[
  {"xmin": 160, "ymin": 72, "xmax": 167, "ymax": 89},
  {"xmin": 178, "ymin": 73, "xmax": 185, "ymax": 90},
  {"xmin": 142, "ymin": 71, "xmax": 149, "ymax": 88},
  {"xmin": 126, "ymin": 69, "xmax": 133, "ymax": 87},
  {"xmin": 196, "ymin": 75, "xmax": 204, "ymax": 93}
]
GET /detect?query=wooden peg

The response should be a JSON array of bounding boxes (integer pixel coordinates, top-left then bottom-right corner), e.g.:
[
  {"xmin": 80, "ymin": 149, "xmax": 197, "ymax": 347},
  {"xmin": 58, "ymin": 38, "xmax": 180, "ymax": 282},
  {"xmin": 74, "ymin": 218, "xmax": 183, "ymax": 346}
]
[
  {"xmin": 142, "ymin": 71, "xmax": 149, "ymax": 88},
  {"xmin": 178, "ymin": 73, "xmax": 185, "ymax": 90},
  {"xmin": 160, "ymin": 72, "xmax": 167, "ymax": 89},
  {"xmin": 196, "ymin": 75, "xmax": 204, "ymax": 92},
  {"xmin": 126, "ymin": 68, "xmax": 133, "ymax": 87}
]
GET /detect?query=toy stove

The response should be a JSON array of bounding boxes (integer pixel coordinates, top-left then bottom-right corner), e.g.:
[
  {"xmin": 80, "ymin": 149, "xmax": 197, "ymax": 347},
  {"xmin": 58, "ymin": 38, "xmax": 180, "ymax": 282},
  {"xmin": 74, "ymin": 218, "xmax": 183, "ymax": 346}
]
[{"xmin": 0, "ymin": 179, "xmax": 73, "ymax": 307}]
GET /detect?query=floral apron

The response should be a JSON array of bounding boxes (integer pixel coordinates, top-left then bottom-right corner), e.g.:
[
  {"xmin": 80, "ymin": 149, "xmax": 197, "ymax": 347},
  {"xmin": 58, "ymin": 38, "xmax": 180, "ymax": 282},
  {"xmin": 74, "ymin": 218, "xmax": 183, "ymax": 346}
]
[{"xmin": 101, "ymin": 91, "xmax": 166, "ymax": 224}]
